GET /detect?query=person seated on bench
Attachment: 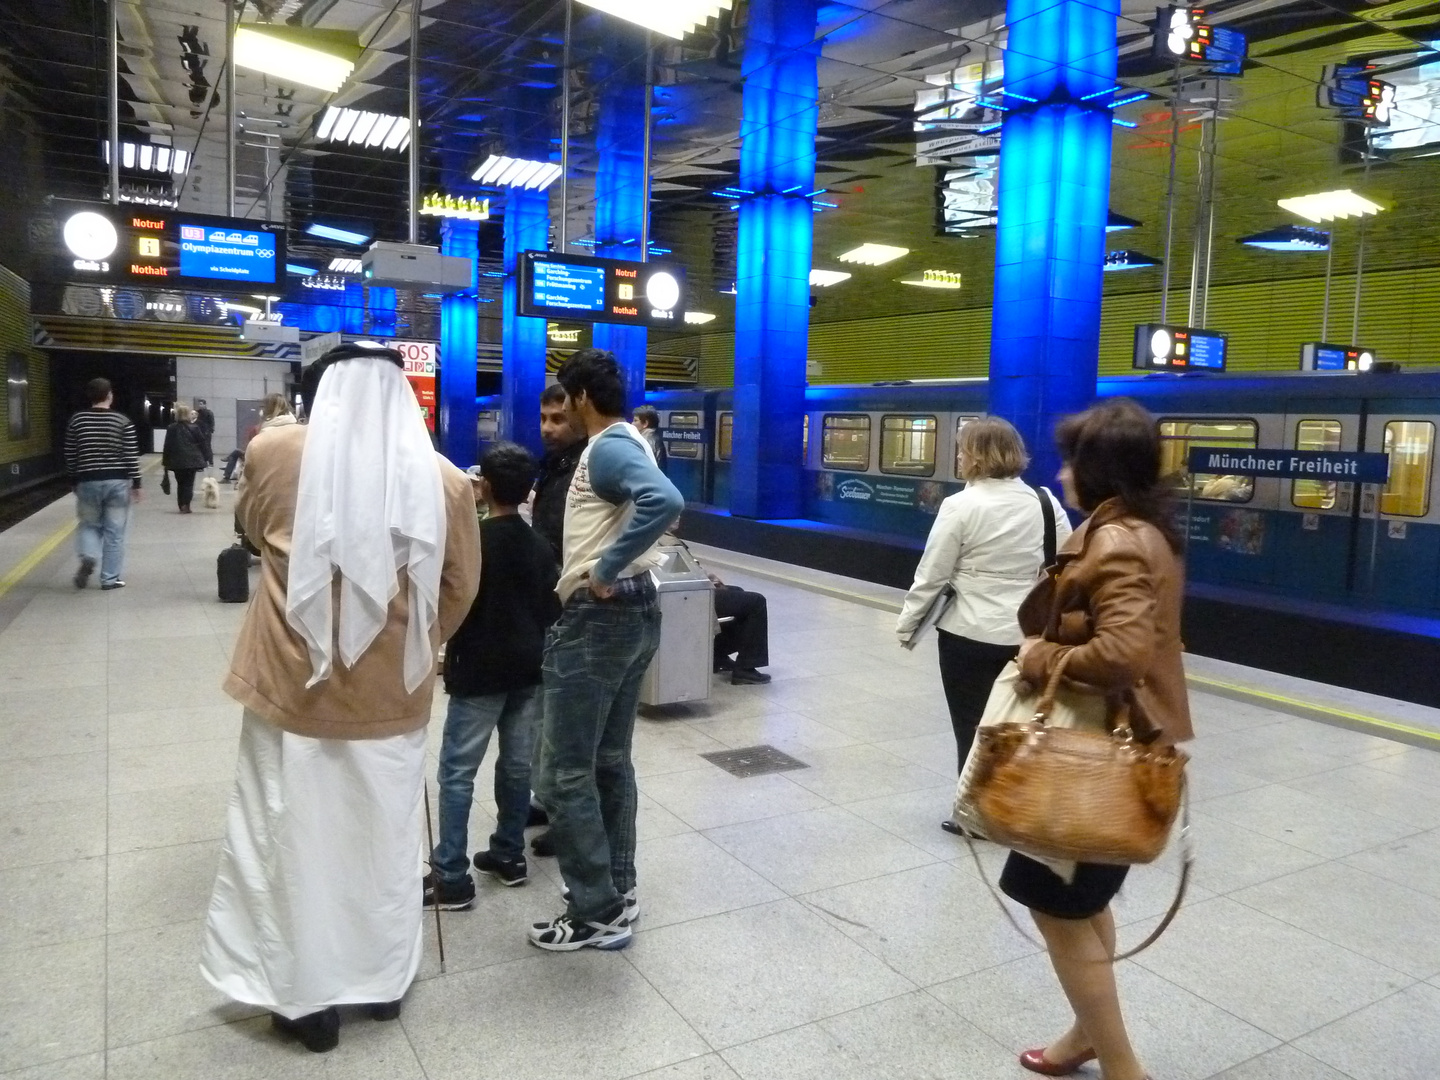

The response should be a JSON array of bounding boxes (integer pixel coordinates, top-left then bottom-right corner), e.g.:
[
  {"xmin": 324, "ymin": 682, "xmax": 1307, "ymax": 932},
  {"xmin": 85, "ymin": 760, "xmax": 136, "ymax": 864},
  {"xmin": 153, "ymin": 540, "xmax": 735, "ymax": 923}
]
[{"xmin": 709, "ymin": 571, "xmax": 772, "ymax": 686}]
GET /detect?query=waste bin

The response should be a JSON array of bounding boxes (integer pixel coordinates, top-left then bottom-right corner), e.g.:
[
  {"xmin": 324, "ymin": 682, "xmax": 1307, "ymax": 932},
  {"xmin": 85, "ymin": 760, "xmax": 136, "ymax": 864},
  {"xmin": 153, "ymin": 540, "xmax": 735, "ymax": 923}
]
[{"xmin": 640, "ymin": 545, "xmax": 715, "ymax": 706}]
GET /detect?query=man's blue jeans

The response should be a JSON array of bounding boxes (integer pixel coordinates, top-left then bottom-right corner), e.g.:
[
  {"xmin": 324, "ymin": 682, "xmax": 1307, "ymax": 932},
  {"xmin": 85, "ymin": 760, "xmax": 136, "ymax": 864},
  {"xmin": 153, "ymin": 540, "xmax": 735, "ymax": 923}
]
[
  {"xmin": 431, "ymin": 686, "xmax": 541, "ymax": 883},
  {"xmin": 74, "ymin": 480, "xmax": 131, "ymax": 586},
  {"xmin": 537, "ymin": 582, "xmax": 662, "ymax": 923}
]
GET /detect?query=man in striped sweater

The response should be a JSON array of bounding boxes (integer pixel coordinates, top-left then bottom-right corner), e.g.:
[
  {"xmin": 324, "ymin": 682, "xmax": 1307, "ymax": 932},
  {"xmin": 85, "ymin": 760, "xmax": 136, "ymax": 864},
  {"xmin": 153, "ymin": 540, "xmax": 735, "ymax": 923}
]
[{"xmin": 65, "ymin": 378, "xmax": 142, "ymax": 590}]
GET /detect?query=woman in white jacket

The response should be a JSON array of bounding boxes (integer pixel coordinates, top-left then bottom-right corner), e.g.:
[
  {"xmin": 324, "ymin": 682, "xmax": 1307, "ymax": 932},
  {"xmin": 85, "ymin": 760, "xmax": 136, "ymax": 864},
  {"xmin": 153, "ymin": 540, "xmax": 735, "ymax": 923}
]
[{"xmin": 896, "ymin": 417, "xmax": 1070, "ymax": 835}]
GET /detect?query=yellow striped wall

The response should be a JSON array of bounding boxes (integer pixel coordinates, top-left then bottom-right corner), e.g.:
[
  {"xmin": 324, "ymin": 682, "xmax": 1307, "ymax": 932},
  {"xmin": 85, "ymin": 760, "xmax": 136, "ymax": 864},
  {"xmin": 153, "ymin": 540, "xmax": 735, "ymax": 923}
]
[
  {"xmin": 696, "ymin": 266, "xmax": 1440, "ymax": 386},
  {"xmin": 0, "ymin": 264, "xmax": 51, "ymax": 467}
]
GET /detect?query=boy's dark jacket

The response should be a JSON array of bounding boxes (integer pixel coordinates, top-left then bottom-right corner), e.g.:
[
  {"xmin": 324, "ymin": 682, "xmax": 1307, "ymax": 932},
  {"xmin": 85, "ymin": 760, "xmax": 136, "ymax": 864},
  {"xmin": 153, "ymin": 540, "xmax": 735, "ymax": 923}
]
[{"xmin": 443, "ymin": 515, "xmax": 563, "ymax": 696}]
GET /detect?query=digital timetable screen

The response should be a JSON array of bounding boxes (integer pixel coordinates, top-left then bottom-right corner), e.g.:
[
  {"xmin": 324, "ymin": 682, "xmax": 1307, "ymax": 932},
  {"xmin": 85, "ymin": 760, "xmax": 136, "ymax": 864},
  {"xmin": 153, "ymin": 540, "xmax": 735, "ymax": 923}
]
[
  {"xmin": 49, "ymin": 202, "xmax": 285, "ymax": 290},
  {"xmin": 1133, "ymin": 323, "xmax": 1228, "ymax": 372},
  {"xmin": 531, "ymin": 260, "xmax": 608, "ymax": 312},
  {"xmin": 518, "ymin": 251, "xmax": 687, "ymax": 328}
]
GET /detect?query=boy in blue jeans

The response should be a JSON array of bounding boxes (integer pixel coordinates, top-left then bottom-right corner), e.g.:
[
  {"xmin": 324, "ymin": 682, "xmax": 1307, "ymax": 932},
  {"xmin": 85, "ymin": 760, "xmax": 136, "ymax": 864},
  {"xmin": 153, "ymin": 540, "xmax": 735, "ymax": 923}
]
[{"xmin": 423, "ymin": 442, "xmax": 561, "ymax": 909}]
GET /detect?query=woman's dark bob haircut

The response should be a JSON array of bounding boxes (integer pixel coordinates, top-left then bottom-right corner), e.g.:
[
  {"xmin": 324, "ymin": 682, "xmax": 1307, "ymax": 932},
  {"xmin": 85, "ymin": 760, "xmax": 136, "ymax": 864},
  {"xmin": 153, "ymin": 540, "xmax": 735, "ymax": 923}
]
[{"xmin": 1055, "ymin": 398, "xmax": 1182, "ymax": 552}]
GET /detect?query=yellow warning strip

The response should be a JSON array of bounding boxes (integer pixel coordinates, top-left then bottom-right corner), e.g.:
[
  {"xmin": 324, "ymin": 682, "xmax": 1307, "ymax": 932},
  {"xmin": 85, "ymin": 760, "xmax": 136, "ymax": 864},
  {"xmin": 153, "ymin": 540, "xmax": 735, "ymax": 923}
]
[
  {"xmin": 0, "ymin": 518, "xmax": 77, "ymax": 602},
  {"xmin": 697, "ymin": 549, "xmax": 1440, "ymax": 749},
  {"xmin": 1186, "ymin": 673, "xmax": 1440, "ymax": 747}
]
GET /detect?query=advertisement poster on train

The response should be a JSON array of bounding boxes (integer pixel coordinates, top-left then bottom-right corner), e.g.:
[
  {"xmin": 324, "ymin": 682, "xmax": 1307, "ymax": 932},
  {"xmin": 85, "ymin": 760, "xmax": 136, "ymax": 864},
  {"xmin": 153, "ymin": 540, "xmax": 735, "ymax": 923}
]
[{"xmin": 1216, "ymin": 509, "xmax": 1265, "ymax": 555}]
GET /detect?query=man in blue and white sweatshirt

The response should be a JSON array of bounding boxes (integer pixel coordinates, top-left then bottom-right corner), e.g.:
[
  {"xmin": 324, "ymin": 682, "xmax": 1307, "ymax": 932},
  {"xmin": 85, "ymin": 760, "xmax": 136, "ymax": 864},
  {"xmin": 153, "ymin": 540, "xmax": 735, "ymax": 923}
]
[{"xmin": 529, "ymin": 349, "xmax": 684, "ymax": 952}]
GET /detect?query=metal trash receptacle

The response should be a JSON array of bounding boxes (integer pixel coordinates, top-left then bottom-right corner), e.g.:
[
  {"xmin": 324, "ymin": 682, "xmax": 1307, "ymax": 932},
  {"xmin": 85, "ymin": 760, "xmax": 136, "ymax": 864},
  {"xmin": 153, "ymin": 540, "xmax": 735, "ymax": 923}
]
[{"xmin": 640, "ymin": 546, "xmax": 714, "ymax": 706}]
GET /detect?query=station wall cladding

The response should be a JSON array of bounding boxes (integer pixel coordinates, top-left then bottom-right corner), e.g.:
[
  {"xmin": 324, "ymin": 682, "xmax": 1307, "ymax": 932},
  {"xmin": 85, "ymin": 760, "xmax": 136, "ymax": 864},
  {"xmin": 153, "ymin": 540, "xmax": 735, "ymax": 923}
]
[
  {"xmin": 0, "ymin": 264, "xmax": 53, "ymax": 493},
  {"xmin": 691, "ymin": 266, "xmax": 1440, "ymax": 386}
]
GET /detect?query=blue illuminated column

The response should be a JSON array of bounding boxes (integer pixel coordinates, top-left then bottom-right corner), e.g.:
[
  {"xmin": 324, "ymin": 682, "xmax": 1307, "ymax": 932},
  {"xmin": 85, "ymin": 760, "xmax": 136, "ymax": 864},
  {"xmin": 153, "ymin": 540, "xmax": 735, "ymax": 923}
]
[
  {"xmin": 730, "ymin": 0, "xmax": 818, "ymax": 519},
  {"xmin": 439, "ymin": 218, "xmax": 479, "ymax": 468},
  {"xmin": 502, "ymin": 188, "xmax": 550, "ymax": 454},
  {"xmin": 988, "ymin": 0, "xmax": 1118, "ymax": 486},
  {"xmin": 591, "ymin": 46, "xmax": 650, "ymax": 410}
]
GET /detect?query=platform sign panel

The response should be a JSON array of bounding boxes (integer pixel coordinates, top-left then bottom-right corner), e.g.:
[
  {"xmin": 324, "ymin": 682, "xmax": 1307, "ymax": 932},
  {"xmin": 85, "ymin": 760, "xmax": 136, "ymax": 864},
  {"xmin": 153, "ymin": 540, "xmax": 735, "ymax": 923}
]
[
  {"xmin": 1186, "ymin": 447, "xmax": 1390, "ymax": 483},
  {"xmin": 519, "ymin": 251, "xmax": 686, "ymax": 328},
  {"xmin": 1301, "ymin": 342, "xmax": 1375, "ymax": 371},
  {"xmin": 45, "ymin": 202, "xmax": 285, "ymax": 291},
  {"xmin": 1134, "ymin": 323, "xmax": 1227, "ymax": 371}
]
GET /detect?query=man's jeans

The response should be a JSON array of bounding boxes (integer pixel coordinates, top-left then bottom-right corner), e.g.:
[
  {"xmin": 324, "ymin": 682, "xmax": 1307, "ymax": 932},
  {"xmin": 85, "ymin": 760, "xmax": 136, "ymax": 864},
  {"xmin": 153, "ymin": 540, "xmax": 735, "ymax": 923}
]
[
  {"xmin": 431, "ymin": 686, "xmax": 541, "ymax": 883},
  {"xmin": 74, "ymin": 480, "xmax": 131, "ymax": 586},
  {"xmin": 537, "ymin": 580, "xmax": 662, "ymax": 923}
]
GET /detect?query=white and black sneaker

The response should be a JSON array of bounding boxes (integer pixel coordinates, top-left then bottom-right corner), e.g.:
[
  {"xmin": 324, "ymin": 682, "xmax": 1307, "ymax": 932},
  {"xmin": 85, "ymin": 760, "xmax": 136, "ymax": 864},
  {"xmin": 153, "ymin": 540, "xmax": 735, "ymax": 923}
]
[
  {"xmin": 561, "ymin": 886, "xmax": 639, "ymax": 925},
  {"xmin": 528, "ymin": 903, "xmax": 632, "ymax": 951}
]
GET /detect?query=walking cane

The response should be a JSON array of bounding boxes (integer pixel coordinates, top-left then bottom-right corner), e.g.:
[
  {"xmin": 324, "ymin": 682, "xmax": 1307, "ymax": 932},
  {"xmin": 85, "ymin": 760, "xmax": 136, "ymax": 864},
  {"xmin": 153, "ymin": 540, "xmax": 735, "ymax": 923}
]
[{"xmin": 423, "ymin": 780, "xmax": 446, "ymax": 973}]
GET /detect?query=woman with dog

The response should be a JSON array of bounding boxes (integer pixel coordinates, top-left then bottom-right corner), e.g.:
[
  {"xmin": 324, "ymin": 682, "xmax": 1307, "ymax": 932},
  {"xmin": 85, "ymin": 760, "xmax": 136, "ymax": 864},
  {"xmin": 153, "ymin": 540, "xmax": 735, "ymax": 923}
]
[{"xmin": 162, "ymin": 403, "xmax": 211, "ymax": 514}]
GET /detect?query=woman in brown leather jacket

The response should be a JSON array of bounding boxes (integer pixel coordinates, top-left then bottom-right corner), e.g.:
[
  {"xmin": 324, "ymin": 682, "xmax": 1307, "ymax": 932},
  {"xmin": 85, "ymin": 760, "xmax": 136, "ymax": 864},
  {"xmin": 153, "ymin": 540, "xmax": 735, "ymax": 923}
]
[{"xmin": 1006, "ymin": 398, "xmax": 1191, "ymax": 1080}]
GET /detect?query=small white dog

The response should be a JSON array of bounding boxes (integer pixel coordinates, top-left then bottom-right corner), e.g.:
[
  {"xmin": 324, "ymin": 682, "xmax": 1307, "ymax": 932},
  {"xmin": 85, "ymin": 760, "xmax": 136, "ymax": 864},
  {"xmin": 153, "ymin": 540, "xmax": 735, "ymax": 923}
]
[{"xmin": 201, "ymin": 476, "xmax": 220, "ymax": 509}]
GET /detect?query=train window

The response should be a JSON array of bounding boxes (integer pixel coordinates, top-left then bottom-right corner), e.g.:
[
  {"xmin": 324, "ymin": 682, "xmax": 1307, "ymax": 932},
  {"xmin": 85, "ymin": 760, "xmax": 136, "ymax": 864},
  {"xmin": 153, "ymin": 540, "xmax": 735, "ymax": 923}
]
[
  {"xmin": 880, "ymin": 415, "xmax": 937, "ymax": 476},
  {"xmin": 716, "ymin": 412, "xmax": 733, "ymax": 462},
  {"xmin": 665, "ymin": 412, "xmax": 702, "ymax": 459},
  {"xmin": 822, "ymin": 414, "xmax": 872, "ymax": 471},
  {"xmin": 952, "ymin": 415, "xmax": 981, "ymax": 479},
  {"xmin": 1382, "ymin": 421, "xmax": 1434, "ymax": 518},
  {"xmin": 1293, "ymin": 420, "xmax": 1343, "ymax": 510},
  {"xmin": 1159, "ymin": 419, "xmax": 1258, "ymax": 503}
]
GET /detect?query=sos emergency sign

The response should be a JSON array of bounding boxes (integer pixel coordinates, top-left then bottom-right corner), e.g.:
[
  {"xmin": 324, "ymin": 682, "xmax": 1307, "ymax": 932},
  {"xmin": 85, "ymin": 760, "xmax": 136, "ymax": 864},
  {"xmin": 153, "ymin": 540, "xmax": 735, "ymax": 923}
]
[{"xmin": 395, "ymin": 341, "xmax": 437, "ymax": 431}]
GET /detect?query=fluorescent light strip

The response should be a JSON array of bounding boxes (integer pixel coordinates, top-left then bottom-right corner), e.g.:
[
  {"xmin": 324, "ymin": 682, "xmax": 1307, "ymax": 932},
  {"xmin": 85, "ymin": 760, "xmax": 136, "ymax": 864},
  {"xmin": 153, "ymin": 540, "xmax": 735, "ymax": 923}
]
[
  {"xmin": 349, "ymin": 112, "xmax": 379, "ymax": 145},
  {"xmin": 307, "ymin": 223, "xmax": 371, "ymax": 245},
  {"xmin": 104, "ymin": 140, "xmax": 190, "ymax": 175},
  {"xmin": 315, "ymin": 106, "xmax": 339, "ymax": 141},
  {"xmin": 470, "ymin": 154, "xmax": 562, "ymax": 190},
  {"xmin": 684, "ymin": 311, "xmax": 717, "ymax": 324},
  {"xmin": 328, "ymin": 257, "xmax": 363, "ymax": 273},
  {"xmin": 577, "ymin": 0, "xmax": 731, "ymax": 38},
  {"xmin": 809, "ymin": 269, "xmax": 852, "ymax": 287},
  {"xmin": 1278, "ymin": 189, "xmax": 1385, "ymax": 223},
  {"xmin": 286, "ymin": 263, "xmax": 318, "ymax": 276},
  {"xmin": 837, "ymin": 243, "xmax": 909, "ymax": 266},
  {"xmin": 233, "ymin": 27, "xmax": 355, "ymax": 93}
]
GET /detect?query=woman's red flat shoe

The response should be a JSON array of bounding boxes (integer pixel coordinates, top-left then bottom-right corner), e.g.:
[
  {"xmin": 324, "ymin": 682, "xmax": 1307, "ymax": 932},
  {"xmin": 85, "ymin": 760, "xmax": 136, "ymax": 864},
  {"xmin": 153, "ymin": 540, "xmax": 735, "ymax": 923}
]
[{"xmin": 1018, "ymin": 1047, "xmax": 1098, "ymax": 1076}]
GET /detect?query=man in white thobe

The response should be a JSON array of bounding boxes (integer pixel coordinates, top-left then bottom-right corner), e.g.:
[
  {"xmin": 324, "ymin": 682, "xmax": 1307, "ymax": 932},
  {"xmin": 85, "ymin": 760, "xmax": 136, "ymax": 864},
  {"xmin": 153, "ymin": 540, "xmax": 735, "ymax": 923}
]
[{"xmin": 200, "ymin": 342, "xmax": 480, "ymax": 1052}]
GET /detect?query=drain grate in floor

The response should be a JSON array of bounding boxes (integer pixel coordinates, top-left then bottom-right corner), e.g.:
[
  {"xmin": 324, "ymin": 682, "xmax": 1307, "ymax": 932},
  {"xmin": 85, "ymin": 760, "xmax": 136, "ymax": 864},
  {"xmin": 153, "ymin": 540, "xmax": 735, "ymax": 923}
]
[{"xmin": 701, "ymin": 744, "xmax": 809, "ymax": 778}]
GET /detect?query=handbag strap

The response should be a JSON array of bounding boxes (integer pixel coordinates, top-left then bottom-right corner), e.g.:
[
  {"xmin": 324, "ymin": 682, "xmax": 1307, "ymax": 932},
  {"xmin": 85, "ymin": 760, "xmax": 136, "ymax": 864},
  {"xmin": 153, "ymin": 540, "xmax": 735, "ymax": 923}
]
[
  {"xmin": 1030, "ymin": 483, "xmax": 1058, "ymax": 567},
  {"xmin": 962, "ymin": 777, "xmax": 1192, "ymax": 962}
]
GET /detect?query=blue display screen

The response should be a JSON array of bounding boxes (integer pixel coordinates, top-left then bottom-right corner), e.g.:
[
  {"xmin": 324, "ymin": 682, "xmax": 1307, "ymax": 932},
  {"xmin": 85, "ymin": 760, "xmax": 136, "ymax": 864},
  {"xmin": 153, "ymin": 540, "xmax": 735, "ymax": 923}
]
[
  {"xmin": 1206, "ymin": 27, "xmax": 1246, "ymax": 77},
  {"xmin": 1313, "ymin": 346, "xmax": 1348, "ymax": 371},
  {"xmin": 177, "ymin": 223, "xmax": 278, "ymax": 283},
  {"xmin": 532, "ymin": 260, "xmax": 607, "ymax": 312},
  {"xmin": 1188, "ymin": 332, "xmax": 1227, "ymax": 370}
]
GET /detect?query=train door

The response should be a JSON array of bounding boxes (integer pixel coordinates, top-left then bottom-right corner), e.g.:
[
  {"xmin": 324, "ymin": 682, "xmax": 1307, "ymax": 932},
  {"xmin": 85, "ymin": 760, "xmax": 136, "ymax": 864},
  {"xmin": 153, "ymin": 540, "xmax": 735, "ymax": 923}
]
[
  {"xmin": 1274, "ymin": 410, "xmax": 1360, "ymax": 600},
  {"xmin": 1360, "ymin": 411, "xmax": 1440, "ymax": 610},
  {"xmin": 660, "ymin": 409, "xmax": 705, "ymax": 502}
]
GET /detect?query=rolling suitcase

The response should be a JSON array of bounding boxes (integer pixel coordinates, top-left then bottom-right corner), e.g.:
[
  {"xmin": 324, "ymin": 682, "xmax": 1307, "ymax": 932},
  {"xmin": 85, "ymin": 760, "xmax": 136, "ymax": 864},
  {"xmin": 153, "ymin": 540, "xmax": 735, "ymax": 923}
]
[{"xmin": 217, "ymin": 544, "xmax": 250, "ymax": 603}]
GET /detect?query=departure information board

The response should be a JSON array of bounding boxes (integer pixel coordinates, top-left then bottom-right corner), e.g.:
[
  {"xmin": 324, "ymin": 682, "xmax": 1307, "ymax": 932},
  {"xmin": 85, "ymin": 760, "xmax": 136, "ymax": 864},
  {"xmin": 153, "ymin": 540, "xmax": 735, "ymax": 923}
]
[
  {"xmin": 1301, "ymin": 342, "xmax": 1375, "ymax": 371},
  {"xmin": 518, "ymin": 251, "xmax": 686, "ymax": 328},
  {"xmin": 1134, "ymin": 323, "xmax": 1228, "ymax": 371},
  {"xmin": 47, "ymin": 202, "xmax": 285, "ymax": 290}
]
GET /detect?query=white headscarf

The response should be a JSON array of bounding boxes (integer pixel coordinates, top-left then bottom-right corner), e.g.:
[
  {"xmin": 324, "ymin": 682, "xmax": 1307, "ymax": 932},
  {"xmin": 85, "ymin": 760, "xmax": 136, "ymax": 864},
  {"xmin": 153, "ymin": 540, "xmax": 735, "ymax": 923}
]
[{"xmin": 286, "ymin": 348, "xmax": 446, "ymax": 694}]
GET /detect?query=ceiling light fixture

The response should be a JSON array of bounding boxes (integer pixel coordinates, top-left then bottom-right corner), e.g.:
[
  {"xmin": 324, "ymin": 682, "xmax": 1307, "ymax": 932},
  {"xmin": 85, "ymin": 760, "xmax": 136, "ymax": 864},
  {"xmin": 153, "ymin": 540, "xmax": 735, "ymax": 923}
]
[
  {"xmin": 1238, "ymin": 225, "xmax": 1330, "ymax": 252},
  {"xmin": 470, "ymin": 154, "xmax": 563, "ymax": 190},
  {"xmin": 103, "ymin": 141, "xmax": 189, "ymax": 174},
  {"xmin": 420, "ymin": 193, "xmax": 491, "ymax": 220},
  {"xmin": 1104, "ymin": 250, "xmax": 1162, "ymax": 271},
  {"xmin": 232, "ymin": 26, "xmax": 360, "ymax": 93},
  {"xmin": 575, "ymin": 0, "xmax": 733, "ymax": 40},
  {"xmin": 684, "ymin": 311, "xmax": 716, "ymax": 325},
  {"xmin": 809, "ymin": 269, "xmax": 852, "ymax": 287},
  {"xmin": 837, "ymin": 244, "xmax": 909, "ymax": 266},
  {"xmin": 315, "ymin": 106, "xmax": 411, "ymax": 151},
  {"xmin": 899, "ymin": 269, "xmax": 963, "ymax": 289},
  {"xmin": 306, "ymin": 223, "xmax": 371, "ymax": 245},
  {"xmin": 328, "ymin": 257, "xmax": 363, "ymax": 273},
  {"xmin": 1277, "ymin": 189, "xmax": 1384, "ymax": 223},
  {"xmin": 286, "ymin": 263, "xmax": 317, "ymax": 276}
]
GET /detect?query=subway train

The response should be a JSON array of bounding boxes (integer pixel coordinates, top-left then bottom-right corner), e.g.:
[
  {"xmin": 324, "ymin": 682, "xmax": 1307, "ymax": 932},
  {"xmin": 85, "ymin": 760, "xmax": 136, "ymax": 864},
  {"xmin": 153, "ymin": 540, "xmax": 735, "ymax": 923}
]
[{"xmin": 648, "ymin": 371, "xmax": 1440, "ymax": 624}]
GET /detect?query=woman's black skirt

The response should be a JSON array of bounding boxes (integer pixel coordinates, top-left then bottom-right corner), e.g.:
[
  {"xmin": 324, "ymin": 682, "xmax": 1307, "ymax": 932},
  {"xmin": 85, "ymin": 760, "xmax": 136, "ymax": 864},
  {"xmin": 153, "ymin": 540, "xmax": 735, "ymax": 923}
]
[{"xmin": 999, "ymin": 850, "xmax": 1130, "ymax": 920}]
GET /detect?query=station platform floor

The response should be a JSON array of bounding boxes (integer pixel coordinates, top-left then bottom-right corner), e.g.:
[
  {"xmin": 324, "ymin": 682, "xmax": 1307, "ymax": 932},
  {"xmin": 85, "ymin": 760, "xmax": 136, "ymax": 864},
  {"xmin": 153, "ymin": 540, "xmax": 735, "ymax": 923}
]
[{"xmin": 2, "ymin": 467, "xmax": 1439, "ymax": 1080}]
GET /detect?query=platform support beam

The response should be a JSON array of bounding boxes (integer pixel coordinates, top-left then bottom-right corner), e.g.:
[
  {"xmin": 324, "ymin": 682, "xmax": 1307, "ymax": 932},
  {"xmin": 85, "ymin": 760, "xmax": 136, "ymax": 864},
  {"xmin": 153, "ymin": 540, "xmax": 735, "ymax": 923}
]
[
  {"xmin": 729, "ymin": 0, "xmax": 818, "ymax": 520},
  {"xmin": 440, "ymin": 218, "xmax": 480, "ymax": 468},
  {"xmin": 591, "ymin": 31, "xmax": 652, "ymax": 411},
  {"xmin": 987, "ymin": 0, "xmax": 1118, "ymax": 487}
]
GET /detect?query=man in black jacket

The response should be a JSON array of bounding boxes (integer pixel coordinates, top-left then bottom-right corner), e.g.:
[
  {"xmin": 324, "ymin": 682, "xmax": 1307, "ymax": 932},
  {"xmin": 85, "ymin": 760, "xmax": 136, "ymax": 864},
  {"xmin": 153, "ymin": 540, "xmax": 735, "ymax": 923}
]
[
  {"xmin": 531, "ymin": 383, "xmax": 587, "ymax": 563},
  {"xmin": 194, "ymin": 398, "xmax": 216, "ymax": 466},
  {"xmin": 423, "ymin": 442, "xmax": 562, "ymax": 909}
]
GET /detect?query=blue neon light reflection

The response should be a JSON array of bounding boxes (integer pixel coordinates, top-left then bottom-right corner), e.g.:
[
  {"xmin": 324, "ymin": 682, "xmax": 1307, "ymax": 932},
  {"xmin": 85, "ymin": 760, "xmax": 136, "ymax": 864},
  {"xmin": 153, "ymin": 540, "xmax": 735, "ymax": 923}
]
[{"xmin": 305, "ymin": 223, "xmax": 371, "ymax": 245}]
